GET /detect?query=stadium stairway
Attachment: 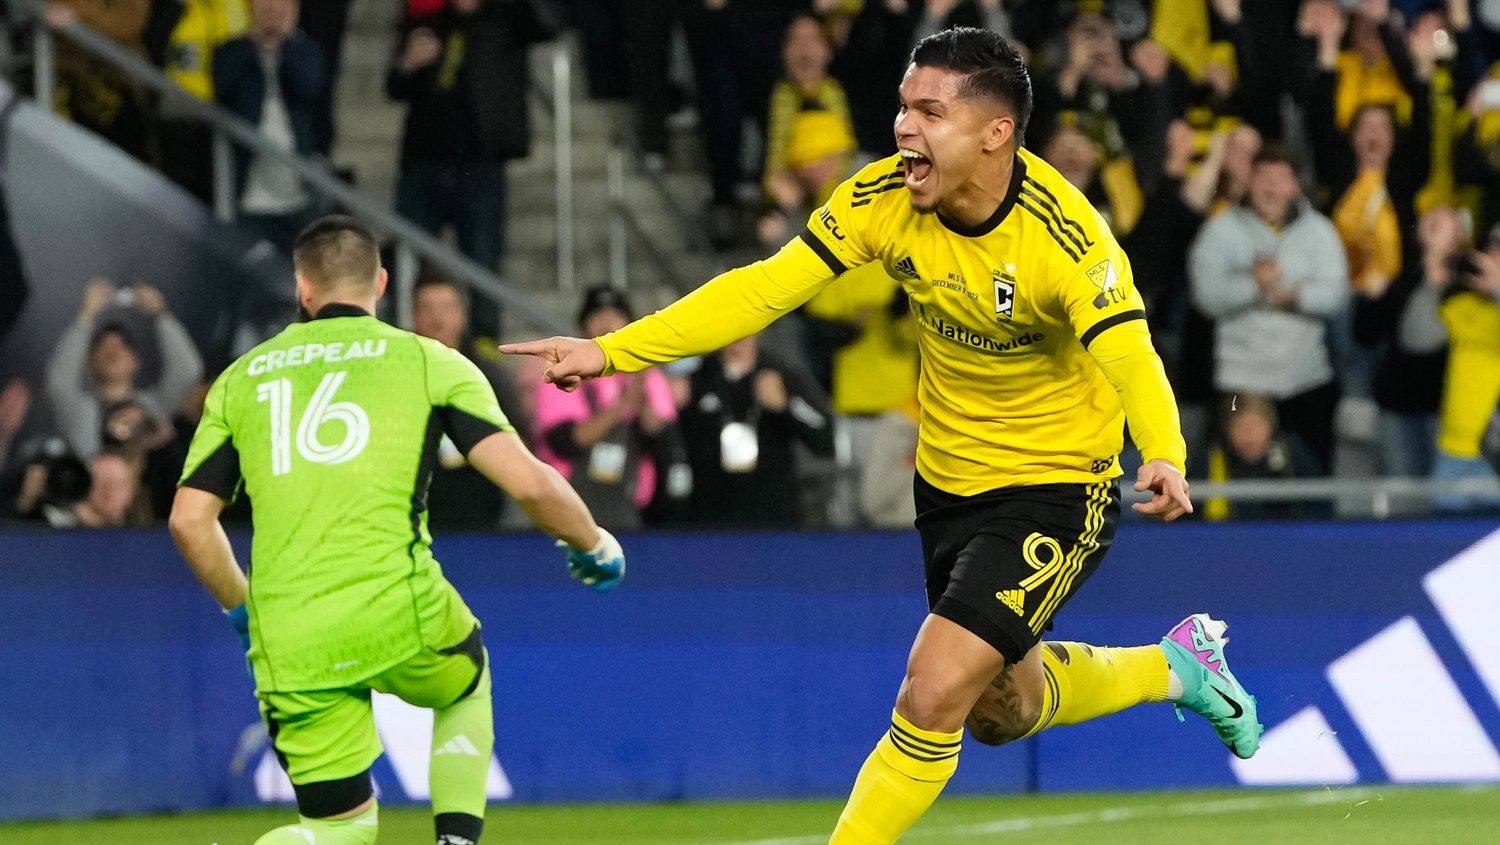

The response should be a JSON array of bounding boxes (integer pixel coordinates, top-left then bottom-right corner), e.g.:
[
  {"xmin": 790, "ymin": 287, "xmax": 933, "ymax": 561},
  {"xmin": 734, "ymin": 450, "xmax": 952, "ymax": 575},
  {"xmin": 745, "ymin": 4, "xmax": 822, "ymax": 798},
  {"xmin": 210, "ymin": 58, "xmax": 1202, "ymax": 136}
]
[{"xmin": 332, "ymin": 2, "xmax": 725, "ymax": 331}]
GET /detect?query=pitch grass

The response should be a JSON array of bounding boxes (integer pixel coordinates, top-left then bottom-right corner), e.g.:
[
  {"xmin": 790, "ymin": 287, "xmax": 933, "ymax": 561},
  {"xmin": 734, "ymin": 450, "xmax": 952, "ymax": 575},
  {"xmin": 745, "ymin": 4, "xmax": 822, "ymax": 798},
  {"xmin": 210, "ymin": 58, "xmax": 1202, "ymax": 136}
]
[{"xmin": 3, "ymin": 785, "xmax": 1498, "ymax": 844}]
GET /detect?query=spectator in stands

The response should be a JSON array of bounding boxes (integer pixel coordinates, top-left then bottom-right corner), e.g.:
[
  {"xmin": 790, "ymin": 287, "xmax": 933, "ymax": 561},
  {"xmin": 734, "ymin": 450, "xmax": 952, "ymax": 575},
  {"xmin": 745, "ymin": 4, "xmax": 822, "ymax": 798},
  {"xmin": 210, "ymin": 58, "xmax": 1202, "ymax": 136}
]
[
  {"xmin": 1035, "ymin": 113, "xmax": 1144, "ymax": 236},
  {"xmin": 1399, "ymin": 218, "xmax": 1500, "ymax": 510},
  {"xmin": 411, "ymin": 276, "xmax": 531, "ymax": 531},
  {"xmin": 912, "ymin": 0, "xmax": 1013, "ymax": 46},
  {"xmin": 1125, "ymin": 121, "xmax": 1238, "ymax": 473},
  {"xmin": 677, "ymin": 332, "xmax": 834, "ymax": 528},
  {"xmin": 1456, "ymin": 66, "xmax": 1500, "ymax": 233},
  {"xmin": 297, "ymin": 0, "xmax": 352, "ymax": 151},
  {"xmin": 798, "ymin": 262, "xmax": 917, "ymax": 522},
  {"xmin": 533, "ymin": 286, "xmax": 685, "ymax": 530},
  {"xmin": 1189, "ymin": 146, "xmax": 1350, "ymax": 475},
  {"xmin": 74, "ymin": 447, "xmax": 151, "ymax": 527},
  {"xmin": 1204, "ymin": 393, "xmax": 1319, "ymax": 520},
  {"xmin": 46, "ymin": 279, "xmax": 204, "ymax": 461},
  {"xmin": 158, "ymin": 0, "xmax": 251, "ymax": 201},
  {"xmin": 100, "ymin": 394, "xmax": 183, "ymax": 520},
  {"xmin": 1301, "ymin": 0, "xmax": 1430, "ymax": 247},
  {"xmin": 214, "ymin": 0, "xmax": 328, "ymax": 249},
  {"xmin": 0, "ymin": 187, "xmax": 24, "ymax": 344},
  {"xmin": 1033, "ymin": 9, "xmax": 1167, "ymax": 197},
  {"xmin": 7, "ymin": 437, "xmax": 90, "ymax": 526},
  {"xmin": 1352, "ymin": 205, "xmax": 1453, "ymax": 482},
  {"xmin": 831, "ymin": 0, "xmax": 918, "ymax": 159},
  {"xmin": 859, "ymin": 394, "xmax": 919, "ymax": 529},
  {"xmin": 757, "ymin": 14, "xmax": 858, "ymax": 246},
  {"xmin": 43, "ymin": 1, "xmax": 154, "ymax": 161},
  {"xmin": 681, "ymin": 0, "xmax": 803, "ymax": 247},
  {"xmin": 387, "ymin": 0, "xmax": 555, "ymax": 339}
]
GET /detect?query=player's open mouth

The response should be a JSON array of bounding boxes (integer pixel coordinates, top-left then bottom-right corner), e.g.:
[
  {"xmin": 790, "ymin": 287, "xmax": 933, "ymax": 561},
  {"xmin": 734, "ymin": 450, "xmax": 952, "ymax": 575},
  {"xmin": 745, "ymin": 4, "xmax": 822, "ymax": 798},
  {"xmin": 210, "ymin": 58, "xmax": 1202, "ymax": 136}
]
[{"xmin": 900, "ymin": 149, "xmax": 932, "ymax": 188}]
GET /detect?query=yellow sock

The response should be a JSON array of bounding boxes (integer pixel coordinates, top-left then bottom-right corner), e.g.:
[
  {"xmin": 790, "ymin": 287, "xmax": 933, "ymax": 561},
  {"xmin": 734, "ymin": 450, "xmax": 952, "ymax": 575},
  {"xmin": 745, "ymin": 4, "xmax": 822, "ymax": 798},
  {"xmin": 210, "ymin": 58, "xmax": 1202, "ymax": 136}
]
[
  {"xmin": 830, "ymin": 711, "xmax": 961, "ymax": 845},
  {"xmin": 1024, "ymin": 642, "xmax": 1170, "ymax": 738}
]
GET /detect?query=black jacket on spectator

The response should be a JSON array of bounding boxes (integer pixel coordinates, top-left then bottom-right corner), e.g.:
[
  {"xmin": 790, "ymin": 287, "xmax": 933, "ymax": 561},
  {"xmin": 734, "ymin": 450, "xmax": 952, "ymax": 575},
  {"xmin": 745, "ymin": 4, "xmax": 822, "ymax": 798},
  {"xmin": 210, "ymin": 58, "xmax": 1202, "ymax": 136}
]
[
  {"xmin": 1123, "ymin": 175, "xmax": 1215, "ymax": 405},
  {"xmin": 1354, "ymin": 266, "xmax": 1447, "ymax": 417},
  {"xmin": 678, "ymin": 351, "xmax": 834, "ymax": 528},
  {"xmin": 0, "ymin": 189, "xmax": 26, "ymax": 344},
  {"xmin": 832, "ymin": 0, "xmax": 918, "ymax": 156},
  {"xmin": 387, "ymin": 1, "xmax": 555, "ymax": 165},
  {"xmin": 213, "ymin": 33, "xmax": 330, "ymax": 191}
]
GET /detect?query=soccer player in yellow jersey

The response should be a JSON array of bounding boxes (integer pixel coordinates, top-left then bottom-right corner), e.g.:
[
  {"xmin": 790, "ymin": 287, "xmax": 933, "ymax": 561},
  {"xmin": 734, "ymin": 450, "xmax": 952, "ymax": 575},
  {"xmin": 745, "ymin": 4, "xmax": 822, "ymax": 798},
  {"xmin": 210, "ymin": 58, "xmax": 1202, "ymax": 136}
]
[{"xmin": 505, "ymin": 27, "xmax": 1263, "ymax": 843}]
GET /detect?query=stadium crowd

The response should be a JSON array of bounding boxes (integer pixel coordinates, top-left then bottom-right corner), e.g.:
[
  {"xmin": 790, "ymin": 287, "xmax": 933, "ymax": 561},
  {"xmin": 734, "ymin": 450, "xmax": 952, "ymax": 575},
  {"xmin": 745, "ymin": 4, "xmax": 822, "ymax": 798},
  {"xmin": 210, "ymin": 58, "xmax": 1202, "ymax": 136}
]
[{"xmin": 2, "ymin": 0, "xmax": 1499, "ymax": 529}]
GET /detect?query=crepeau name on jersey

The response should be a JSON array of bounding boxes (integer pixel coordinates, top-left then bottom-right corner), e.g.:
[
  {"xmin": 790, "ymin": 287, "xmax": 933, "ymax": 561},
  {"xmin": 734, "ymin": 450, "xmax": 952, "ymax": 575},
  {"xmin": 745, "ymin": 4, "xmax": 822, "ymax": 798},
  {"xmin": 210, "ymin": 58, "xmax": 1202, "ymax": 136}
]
[{"xmin": 247, "ymin": 339, "xmax": 389, "ymax": 376}]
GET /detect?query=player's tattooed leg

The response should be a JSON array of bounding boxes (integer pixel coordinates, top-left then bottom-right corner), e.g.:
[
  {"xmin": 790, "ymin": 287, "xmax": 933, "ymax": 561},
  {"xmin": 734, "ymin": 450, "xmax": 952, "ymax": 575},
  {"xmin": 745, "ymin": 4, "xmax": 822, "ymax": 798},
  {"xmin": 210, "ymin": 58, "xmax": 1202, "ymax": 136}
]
[{"xmin": 964, "ymin": 664, "xmax": 1040, "ymax": 746}]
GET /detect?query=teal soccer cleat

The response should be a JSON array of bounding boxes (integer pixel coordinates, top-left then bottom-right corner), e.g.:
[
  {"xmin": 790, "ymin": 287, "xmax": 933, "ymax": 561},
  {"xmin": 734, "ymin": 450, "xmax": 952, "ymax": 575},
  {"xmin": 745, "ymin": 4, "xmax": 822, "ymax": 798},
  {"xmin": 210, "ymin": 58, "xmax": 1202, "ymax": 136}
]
[{"xmin": 1160, "ymin": 613, "xmax": 1264, "ymax": 759}]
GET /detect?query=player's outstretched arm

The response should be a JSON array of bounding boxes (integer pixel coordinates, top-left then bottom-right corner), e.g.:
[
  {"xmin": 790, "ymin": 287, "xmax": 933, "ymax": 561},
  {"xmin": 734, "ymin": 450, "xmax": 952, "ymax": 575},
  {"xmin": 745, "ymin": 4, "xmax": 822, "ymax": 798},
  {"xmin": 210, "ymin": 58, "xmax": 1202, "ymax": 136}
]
[
  {"xmin": 169, "ymin": 486, "xmax": 248, "ymax": 610},
  {"xmin": 503, "ymin": 236, "xmax": 847, "ymax": 383},
  {"xmin": 467, "ymin": 430, "xmax": 603, "ymax": 550}
]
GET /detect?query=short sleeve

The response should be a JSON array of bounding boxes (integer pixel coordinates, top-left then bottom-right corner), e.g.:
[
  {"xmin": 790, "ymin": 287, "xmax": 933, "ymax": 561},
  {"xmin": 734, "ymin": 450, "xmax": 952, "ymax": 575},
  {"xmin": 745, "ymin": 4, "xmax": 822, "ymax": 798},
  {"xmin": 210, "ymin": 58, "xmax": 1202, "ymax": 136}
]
[
  {"xmin": 798, "ymin": 160, "xmax": 898, "ymax": 276},
  {"xmin": 179, "ymin": 372, "xmax": 241, "ymax": 499},
  {"xmin": 1056, "ymin": 236, "xmax": 1149, "ymax": 350},
  {"xmin": 424, "ymin": 340, "xmax": 514, "ymax": 454}
]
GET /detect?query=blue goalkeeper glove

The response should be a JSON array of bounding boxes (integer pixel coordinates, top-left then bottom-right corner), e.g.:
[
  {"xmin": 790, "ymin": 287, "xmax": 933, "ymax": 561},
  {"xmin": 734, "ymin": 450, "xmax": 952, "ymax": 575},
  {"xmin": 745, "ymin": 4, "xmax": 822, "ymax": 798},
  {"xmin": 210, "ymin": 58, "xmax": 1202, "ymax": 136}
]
[
  {"xmin": 561, "ymin": 528, "xmax": 625, "ymax": 593},
  {"xmin": 225, "ymin": 604, "xmax": 251, "ymax": 653}
]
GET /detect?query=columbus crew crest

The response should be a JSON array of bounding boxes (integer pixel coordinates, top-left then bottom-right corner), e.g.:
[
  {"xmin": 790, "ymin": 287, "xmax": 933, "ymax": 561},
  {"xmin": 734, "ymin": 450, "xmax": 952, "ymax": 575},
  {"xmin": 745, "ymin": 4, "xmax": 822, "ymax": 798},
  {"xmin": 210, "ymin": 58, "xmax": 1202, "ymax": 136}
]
[{"xmin": 992, "ymin": 269, "xmax": 1016, "ymax": 321}]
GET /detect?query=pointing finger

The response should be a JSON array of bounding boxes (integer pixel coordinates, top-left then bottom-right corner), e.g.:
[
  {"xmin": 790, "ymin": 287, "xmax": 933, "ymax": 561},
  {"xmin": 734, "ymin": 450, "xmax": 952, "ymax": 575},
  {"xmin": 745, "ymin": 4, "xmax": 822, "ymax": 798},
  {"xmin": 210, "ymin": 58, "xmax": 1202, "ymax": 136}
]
[{"xmin": 499, "ymin": 339, "xmax": 554, "ymax": 357}]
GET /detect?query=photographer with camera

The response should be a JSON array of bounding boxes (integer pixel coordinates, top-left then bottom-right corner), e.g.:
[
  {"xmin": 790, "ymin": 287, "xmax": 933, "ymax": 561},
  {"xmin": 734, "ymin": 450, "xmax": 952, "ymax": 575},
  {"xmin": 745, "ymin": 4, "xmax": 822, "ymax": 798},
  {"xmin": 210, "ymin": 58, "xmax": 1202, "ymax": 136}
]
[
  {"xmin": 46, "ymin": 279, "xmax": 204, "ymax": 462},
  {"xmin": 1399, "ymin": 211, "xmax": 1500, "ymax": 510}
]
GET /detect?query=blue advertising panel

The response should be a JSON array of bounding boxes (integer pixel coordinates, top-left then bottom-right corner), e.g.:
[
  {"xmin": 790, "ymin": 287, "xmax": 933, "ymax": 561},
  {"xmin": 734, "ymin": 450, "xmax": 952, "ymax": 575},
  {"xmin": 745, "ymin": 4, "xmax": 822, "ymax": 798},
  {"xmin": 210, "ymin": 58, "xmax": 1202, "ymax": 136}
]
[{"xmin": 2, "ymin": 521, "xmax": 1497, "ymax": 821}]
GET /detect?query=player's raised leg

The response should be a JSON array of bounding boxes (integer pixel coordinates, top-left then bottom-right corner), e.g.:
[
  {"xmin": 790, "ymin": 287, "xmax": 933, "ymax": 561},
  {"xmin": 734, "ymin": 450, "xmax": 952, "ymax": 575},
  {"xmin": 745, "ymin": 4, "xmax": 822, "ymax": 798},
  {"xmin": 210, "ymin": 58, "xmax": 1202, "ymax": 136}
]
[
  {"xmin": 829, "ymin": 614, "xmax": 1013, "ymax": 845},
  {"xmin": 964, "ymin": 616, "xmax": 1262, "ymax": 760}
]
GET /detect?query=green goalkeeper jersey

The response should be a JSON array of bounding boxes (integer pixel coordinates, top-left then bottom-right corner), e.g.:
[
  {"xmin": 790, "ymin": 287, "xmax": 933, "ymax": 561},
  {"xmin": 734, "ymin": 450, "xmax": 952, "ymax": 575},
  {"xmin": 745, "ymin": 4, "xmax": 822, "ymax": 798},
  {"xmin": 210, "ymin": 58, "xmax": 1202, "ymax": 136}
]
[{"xmin": 180, "ymin": 304, "xmax": 512, "ymax": 692}]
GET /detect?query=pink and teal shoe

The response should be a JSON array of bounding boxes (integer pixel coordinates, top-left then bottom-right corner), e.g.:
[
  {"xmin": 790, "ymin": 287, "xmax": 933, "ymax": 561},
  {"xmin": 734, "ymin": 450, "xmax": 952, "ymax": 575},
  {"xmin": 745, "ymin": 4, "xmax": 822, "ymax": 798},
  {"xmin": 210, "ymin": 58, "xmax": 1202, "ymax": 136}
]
[{"xmin": 1160, "ymin": 613, "xmax": 1263, "ymax": 759}]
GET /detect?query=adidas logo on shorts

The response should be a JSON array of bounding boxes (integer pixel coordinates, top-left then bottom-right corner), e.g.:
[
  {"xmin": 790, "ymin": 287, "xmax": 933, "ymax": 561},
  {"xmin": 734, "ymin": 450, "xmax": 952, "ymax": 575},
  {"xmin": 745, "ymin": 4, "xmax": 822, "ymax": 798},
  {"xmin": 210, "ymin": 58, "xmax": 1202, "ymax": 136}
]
[{"xmin": 995, "ymin": 589, "xmax": 1026, "ymax": 617}]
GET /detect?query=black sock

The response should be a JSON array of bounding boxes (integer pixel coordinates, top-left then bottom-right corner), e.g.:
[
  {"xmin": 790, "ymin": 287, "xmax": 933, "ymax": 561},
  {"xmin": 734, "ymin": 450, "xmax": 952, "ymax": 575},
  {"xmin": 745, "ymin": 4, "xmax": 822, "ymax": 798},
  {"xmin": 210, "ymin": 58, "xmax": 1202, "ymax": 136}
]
[{"xmin": 436, "ymin": 812, "xmax": 484, "ymax": 845}]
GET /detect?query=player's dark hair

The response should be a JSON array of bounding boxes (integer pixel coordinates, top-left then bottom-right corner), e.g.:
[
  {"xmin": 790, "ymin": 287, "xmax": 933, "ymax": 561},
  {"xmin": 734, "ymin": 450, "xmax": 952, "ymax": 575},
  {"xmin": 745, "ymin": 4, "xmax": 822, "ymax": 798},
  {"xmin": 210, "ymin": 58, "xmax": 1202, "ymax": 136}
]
[
  {"xmin": 293, "ymin": 215, "xmax": 381, "ymax": 291},
  {"xmin": 910, "ymin": 26, "xmax": 1032, "ymax": 141}
]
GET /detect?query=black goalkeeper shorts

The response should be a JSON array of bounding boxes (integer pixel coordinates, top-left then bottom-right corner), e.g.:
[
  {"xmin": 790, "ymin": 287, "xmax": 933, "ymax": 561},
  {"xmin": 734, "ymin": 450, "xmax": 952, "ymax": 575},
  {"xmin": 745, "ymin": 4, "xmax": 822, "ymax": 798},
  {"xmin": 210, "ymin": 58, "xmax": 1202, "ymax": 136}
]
[{"xmin": 913, "ymin": 474, "xmax": 1120, "ymax": 665}]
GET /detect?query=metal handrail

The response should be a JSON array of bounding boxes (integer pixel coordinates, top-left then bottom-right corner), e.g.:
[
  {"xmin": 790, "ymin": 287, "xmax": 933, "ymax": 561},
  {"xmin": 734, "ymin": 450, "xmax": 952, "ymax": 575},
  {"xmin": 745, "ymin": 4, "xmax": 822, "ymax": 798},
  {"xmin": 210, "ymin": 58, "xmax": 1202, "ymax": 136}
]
[
  {"xmin": 1122, "ymin": 476, "xmax": 1500, "ymax": 520},
  {"xmin": 24, "ymin": 5, "xmax": 570, "ymax": 335}
]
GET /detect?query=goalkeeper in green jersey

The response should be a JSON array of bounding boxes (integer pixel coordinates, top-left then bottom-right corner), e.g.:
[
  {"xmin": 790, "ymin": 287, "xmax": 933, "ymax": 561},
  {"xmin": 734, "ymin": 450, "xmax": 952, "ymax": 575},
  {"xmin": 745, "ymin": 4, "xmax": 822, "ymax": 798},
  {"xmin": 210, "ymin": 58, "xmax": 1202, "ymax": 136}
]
[{"xmin": 169, "ymin": 217, "xmax": 624, "ymax": 845}]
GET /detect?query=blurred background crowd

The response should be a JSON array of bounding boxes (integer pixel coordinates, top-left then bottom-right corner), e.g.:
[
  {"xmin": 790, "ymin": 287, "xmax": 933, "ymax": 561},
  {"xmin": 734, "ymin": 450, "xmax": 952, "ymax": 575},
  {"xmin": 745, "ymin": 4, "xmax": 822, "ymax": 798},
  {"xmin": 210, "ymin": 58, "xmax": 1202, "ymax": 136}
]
[{"xmin": 0, "ymin": 0, "xmax": 1498, "ymax": 532}]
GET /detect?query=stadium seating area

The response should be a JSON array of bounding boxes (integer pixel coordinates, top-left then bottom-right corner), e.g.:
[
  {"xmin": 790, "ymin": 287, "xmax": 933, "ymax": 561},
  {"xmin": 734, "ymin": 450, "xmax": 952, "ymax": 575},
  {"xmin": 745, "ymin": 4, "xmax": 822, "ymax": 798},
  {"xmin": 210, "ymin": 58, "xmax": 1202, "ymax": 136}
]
[{"xmin": 1, "ymin": 0, "xmax": 1499, "ymax": 530}]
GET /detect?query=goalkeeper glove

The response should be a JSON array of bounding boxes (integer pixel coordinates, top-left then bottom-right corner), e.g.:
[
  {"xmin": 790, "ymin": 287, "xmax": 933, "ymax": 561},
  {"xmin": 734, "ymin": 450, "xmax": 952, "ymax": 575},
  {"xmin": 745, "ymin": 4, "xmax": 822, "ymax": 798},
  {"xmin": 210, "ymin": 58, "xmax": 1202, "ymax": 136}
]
[
  {"xmin": 561, "ymin": 528, "xmax": 625, "ymax": 593},
  {"xmin": 226, "ymin": 604, "xmax": 251, "ymax": 653}
]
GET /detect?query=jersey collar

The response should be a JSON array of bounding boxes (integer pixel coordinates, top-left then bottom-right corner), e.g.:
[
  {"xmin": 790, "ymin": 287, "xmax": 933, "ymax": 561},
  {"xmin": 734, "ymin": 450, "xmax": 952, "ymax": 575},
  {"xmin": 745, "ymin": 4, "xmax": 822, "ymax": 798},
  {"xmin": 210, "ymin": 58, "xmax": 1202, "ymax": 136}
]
[
  {"xmin": 936, "ymin": 153, "xmax": 1027, "ymax": 239},
  {"xmin": 311, "ymin": 302, "xmax": 372, "ymax": 320}
]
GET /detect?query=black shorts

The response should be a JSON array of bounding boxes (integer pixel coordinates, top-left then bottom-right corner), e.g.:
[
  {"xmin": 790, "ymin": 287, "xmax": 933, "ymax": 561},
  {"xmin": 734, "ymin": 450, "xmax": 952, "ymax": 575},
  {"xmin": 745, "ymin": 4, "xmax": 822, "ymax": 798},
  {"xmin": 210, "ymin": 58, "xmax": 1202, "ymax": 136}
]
[{"xmin": 914, "ymin": 474, "xmax": 1120, "ymax": 665}]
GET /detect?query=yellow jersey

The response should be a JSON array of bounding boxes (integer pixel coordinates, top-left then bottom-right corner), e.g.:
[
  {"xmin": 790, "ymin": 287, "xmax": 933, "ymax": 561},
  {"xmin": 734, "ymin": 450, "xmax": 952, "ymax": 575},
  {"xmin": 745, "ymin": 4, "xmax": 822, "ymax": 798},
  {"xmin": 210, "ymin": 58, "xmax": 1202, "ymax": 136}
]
[{"xmin": 597, "ymin": 149, "xmax": 1186, "ymax": 495}]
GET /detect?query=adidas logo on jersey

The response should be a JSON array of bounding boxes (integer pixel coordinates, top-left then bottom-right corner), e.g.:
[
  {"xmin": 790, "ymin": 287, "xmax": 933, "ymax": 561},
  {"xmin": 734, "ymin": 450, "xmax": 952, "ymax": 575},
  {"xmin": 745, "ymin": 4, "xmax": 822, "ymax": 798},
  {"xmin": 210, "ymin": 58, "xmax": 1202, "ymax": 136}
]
[
  {"xmin": 995, "ymin": 589, "xmax": 1026, "ymax": 617},
  {"xmin": 894, "ymin": 256, "xmax": 920, "ymax": 280}
]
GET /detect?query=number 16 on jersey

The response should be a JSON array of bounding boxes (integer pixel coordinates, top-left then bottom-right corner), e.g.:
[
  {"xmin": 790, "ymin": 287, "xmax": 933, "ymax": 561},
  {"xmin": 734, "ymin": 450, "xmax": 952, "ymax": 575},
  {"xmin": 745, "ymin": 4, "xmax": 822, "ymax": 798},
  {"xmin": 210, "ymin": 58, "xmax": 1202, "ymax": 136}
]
[{"xmin": 257, "ymin": 371, "xmax": 371, "ymax": 476}]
